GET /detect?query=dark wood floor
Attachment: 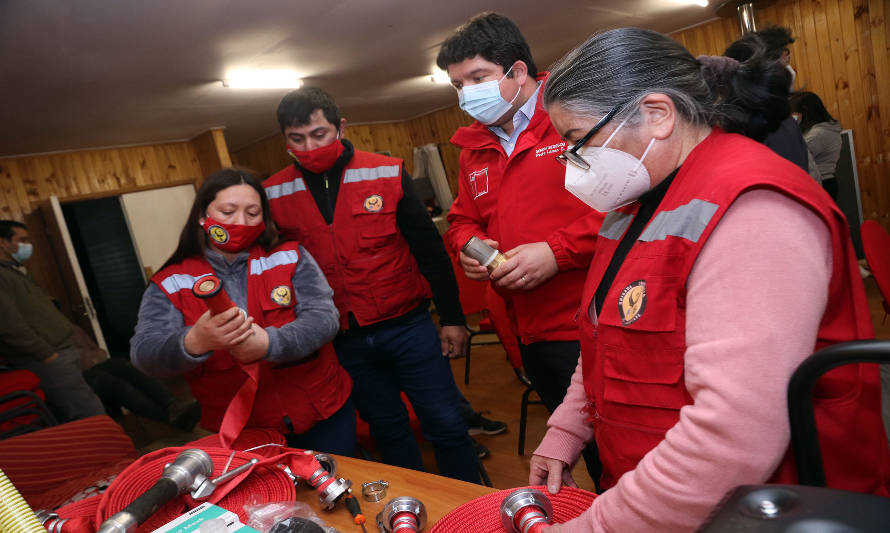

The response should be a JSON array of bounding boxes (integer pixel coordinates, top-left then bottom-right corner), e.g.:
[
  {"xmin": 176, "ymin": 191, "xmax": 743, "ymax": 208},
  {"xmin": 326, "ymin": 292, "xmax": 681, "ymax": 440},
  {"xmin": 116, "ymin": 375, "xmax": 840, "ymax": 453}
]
[{"xmin": 119, "ymin": 274, "xmax": 889, "ymax": 493}]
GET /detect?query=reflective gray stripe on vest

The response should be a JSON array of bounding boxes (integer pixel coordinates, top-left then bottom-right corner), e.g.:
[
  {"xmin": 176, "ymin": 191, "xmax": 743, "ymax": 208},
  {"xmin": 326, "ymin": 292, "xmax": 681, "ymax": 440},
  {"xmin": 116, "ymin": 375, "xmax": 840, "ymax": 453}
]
[
  {"xmin": 639, "ymin": 199, "xmax": 719, "ymax": 243},
  {"xmin": 265, "ymin": 178, "xmax": 307, "ymax": 200},
  {"xmin": 250, "ymin": 250, "xmax": 300, "ymax": 275},
  {"xmin": 598, "ymin": 211, "xmax": 635, "ymax": 240},
  {"xmin": 342, "ymin": 165, "xmax": 400, "ymax": 184},
  {"xmin": 160, "ymin": 273, "xmax": 212, "ymax": 294}
]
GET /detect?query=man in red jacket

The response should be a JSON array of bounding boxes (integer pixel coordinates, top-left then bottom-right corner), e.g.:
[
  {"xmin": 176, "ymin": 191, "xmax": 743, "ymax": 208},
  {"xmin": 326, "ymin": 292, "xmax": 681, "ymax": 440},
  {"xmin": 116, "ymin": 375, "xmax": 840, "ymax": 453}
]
[{"xmin": 436, "ymin": 12, "xmax": 604, "ymax": 484}]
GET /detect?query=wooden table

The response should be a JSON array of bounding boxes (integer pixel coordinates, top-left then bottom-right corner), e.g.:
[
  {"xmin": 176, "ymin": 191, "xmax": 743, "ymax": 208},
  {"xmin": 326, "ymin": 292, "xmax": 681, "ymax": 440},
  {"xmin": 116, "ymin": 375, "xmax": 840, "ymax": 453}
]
[{"xmin": 294, "ymin": 455, "xmax": 497, "ymax": 531}]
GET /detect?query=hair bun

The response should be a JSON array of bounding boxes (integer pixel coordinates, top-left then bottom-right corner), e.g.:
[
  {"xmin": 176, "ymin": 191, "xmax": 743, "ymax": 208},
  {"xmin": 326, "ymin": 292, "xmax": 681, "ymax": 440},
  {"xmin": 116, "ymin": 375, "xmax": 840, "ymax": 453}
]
[{"xmin": 697, "ymin": 55, "xmax": 740, "ymax": 87}]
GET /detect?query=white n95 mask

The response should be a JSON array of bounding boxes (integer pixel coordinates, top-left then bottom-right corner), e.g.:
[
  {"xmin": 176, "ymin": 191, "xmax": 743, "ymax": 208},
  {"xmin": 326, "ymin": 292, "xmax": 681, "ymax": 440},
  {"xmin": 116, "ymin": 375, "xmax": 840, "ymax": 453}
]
[{"xmin": 564, "ymin": 118, "xmax": 656, "ymax": 213}]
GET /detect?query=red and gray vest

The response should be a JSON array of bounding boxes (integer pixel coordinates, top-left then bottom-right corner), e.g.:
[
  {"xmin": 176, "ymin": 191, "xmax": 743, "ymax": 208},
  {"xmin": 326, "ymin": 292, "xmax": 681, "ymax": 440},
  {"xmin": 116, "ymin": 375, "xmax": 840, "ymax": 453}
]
[
  {"xmin": 580, "ymin": 130, "xmax": 890, "ymax": 493},
  {"xmin": 153, "ymin": 242, "xmax": 351, "ymax": 436},
  {"xmin": 265, "ymin": 151, "xmax": 431, "ymax": 330}
]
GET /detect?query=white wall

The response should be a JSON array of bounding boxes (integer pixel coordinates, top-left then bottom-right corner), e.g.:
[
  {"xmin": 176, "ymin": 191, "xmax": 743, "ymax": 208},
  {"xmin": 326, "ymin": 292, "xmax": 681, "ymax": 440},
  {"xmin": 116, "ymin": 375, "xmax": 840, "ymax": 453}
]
[{"xmin": 121, "ymin": 184, "xmax": 195, "ymax": 278}]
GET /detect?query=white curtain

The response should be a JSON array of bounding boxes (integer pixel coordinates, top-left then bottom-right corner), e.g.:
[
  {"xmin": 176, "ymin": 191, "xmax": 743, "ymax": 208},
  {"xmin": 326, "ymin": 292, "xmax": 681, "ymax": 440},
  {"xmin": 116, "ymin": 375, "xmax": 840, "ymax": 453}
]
[{"xmin": 412, "ymin": 143, "xmax": 454, "ymax": 211}]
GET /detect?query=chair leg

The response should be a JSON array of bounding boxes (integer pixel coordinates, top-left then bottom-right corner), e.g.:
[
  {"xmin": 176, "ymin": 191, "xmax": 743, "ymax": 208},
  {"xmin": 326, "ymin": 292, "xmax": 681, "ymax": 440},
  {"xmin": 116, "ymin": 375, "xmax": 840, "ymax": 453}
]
[
  {"xmin": 519, "ymin": 387, "xmax": 533, "ymax": 456},
  {"xmin": 478, "ymin": 457, "xmax": 493, "ymax": 487},
  {"xmin": 464, "ymin": 342, "xmax": 471, "ymax": 385}
]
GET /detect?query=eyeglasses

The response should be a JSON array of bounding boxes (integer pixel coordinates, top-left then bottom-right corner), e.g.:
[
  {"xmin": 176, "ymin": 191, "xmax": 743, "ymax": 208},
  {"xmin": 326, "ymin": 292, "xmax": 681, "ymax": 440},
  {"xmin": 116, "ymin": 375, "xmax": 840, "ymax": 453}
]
[{"xmin": 555, "ymin": 104, "xmax": 623, "ymax": 171}]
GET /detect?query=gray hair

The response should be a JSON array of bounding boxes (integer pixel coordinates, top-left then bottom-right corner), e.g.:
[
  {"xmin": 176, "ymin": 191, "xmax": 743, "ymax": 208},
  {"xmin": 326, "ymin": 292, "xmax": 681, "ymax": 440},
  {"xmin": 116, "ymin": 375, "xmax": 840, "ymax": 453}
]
[{"xmin": 543, "ymin": 28, "xmax": 715, "ymax": 127}]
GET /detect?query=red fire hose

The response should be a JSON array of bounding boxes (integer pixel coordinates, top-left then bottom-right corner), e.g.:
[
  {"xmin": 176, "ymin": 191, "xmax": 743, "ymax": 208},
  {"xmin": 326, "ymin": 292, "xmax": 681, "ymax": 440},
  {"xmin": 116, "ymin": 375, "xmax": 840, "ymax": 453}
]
[
  {"xmin": 51, "ymin": 443, "xmax": 341, "ymax": 533},
  {"xmin": 430, "ymin": 486, "xmax": 596, "ymax": 533}
]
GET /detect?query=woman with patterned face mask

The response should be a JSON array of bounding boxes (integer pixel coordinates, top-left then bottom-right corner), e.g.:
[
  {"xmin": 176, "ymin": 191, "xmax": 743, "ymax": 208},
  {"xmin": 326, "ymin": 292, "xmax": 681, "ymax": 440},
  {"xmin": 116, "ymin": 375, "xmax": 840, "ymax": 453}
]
[
  {"xmin": 131, "ymin": 168, "xmax": 355, "ymax": 453},
  {"xmin": 527, "ymin": 28, "xmax": 889, "ymax": 532}
]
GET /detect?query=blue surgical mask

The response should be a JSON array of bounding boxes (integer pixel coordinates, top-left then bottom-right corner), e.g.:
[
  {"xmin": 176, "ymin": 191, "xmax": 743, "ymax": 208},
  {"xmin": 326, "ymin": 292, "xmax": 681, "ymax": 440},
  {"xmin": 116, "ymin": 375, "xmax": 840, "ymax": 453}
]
[
  {"xmin": 11, "ymin": 242, "xmax": 32, "ymax": 263},
  {"xmin": 458, "ymin": 66, "xmax": 522, "ymax": 125}
]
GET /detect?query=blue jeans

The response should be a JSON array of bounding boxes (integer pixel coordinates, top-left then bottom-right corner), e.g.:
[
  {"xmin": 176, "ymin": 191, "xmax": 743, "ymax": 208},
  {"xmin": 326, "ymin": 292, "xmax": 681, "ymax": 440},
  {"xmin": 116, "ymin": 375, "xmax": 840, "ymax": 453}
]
[
  {"xmin": 285, "ymin": 398, "xmax": 357, "ymax": 456},
  {"xmin": 334, "ymin": 311, "xmax": 479, "ymax": 483}
]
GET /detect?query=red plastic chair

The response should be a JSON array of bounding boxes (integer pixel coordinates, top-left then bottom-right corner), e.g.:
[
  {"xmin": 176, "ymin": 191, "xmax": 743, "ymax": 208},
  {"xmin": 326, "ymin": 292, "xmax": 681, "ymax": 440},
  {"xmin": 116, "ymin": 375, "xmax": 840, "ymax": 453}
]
[
  {"xmin": 861, "ymin": 220, "xmax": 890, "ymax": 321},
  {"xmin": 0, "ymin": 369, "xmax": 57, "ymax": 439}
]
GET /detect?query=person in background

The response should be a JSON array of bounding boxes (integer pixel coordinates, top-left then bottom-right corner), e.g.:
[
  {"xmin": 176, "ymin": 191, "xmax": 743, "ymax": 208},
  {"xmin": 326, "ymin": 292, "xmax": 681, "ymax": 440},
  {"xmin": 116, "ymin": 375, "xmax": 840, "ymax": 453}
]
[
  {"xmin": 0, "ymin": 220, "xmax": 106, "ymax": 423},
  {"xmin": 264, "ymin": 87, "xmax": 487, "ymax": 482},
  {"xmin": 529, "ymin": 28, "xmax": 889, "ymax": 531},
  {"xmin": 724, "ymin": 25, "xmax": 812, "ymax": 175},
  {"xmin": 437, "ymin": 12, "xmax": 604, "ymax": 486},
  {"xmin": 791, "ymin": 91, "xmax": 843, "ymax": 199},
  {"xmin": 131, "ymin": 168, "xmax": 355, "ymax": 454}
]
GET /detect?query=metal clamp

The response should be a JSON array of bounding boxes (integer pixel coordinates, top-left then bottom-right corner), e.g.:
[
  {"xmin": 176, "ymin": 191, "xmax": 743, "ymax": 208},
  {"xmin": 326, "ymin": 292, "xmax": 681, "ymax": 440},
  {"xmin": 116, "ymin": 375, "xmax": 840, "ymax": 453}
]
[{"xmin": 361, "ymin": 480, "xmax": 389, "ymax": 502}]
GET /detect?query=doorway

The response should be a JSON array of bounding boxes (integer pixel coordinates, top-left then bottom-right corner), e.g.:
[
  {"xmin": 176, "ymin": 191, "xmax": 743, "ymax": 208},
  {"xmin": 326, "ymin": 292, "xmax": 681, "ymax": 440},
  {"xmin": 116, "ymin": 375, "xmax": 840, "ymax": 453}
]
[
  {"xmin": 48, "ymin": 184, "xmax": 196, "ymax": 357},
  {"xmin": 62, "ymin": 197, "xmax": 145, "ymax": 357}
]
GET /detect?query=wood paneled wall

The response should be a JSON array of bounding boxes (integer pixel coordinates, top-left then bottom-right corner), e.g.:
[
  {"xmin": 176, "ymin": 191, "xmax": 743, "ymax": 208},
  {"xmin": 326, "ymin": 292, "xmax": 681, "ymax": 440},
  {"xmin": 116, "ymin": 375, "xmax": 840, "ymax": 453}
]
[
  {"xmin": 231, "ymin": 106, "xmax": 472, "ymax": 196},
  {"xmin": 672, "ymin": 0, "xmax": 890, "ymax": 228},
  {"xmin": 0, "ymin": 141, "xmax": 204, "ymax": 221}
]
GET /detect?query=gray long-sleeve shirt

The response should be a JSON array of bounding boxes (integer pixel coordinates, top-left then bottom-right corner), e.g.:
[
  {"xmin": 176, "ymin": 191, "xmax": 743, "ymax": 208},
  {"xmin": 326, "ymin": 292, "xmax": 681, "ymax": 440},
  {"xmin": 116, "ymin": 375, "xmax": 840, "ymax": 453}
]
[{"xmin": 130, "ymin": 246, "xmax": 339, "ymax": 378}]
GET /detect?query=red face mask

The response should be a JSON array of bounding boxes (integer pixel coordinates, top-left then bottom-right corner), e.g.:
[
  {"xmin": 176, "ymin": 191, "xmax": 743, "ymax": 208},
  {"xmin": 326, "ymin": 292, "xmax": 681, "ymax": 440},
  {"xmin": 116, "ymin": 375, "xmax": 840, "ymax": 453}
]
[
  {"xmin": 287, "ymin": 138, "xmax": 345, "ymax": 174},
  {"xmin": 202, "ymin": 216, "xmax": 266, "ymax": 253}
]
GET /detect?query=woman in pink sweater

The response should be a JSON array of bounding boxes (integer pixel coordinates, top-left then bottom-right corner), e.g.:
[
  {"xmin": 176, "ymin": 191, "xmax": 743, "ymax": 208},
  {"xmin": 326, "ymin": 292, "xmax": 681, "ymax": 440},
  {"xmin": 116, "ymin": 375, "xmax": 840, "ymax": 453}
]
[{"xmin": 530, "ymin": 28, "xmax": 889, "ymax": 532}]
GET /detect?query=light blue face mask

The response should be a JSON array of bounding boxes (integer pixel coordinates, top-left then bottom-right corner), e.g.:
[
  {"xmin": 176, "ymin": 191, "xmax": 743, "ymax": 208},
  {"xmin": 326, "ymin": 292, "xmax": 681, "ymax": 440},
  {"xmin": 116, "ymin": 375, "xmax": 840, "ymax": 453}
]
[
  {"xmin": 458, "ymin": 65, "xmax": 521, "ymax": 125},
  {"xmin": 11, "ymin": 242, "xmax": 32, "ymax": 263}
]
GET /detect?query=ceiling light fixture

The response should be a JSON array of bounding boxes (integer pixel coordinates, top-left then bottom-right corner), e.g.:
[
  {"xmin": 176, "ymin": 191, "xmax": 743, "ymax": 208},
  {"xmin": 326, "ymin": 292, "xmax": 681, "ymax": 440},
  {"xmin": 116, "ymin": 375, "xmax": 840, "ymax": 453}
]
[
  {"xmin": 222, "ymin": 69, "xmax": 302, "ymax": 89},
  {"xmin": 430, "ymin": 70, "xmax": 451, "ymax": 84}
]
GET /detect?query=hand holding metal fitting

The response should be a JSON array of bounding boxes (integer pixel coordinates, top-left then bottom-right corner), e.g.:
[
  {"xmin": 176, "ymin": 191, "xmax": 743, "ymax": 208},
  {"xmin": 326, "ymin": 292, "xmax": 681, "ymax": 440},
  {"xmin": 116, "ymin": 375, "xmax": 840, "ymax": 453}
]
[{"xmin": 462, "ymin": 236, "xmax": 507, "ymax": 273}]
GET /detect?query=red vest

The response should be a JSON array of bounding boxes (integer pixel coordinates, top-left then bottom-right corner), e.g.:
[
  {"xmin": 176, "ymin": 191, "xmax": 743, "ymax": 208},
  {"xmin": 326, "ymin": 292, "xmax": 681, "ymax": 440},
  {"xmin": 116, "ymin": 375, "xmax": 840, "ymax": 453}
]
[
  {"xmin": 446, "ymin": 73, "xmax": 602, "ymax": 343},
  {"xmin": 153, "ymin": 242, "xmax": 352, "ymax": 435},
  {"xmin": 265, "ymin": 151, "xmax": 431, "ymax": 330},
  {"xmin": 580, "ymin": 130, "xmax": 890, "ymax": 493}
]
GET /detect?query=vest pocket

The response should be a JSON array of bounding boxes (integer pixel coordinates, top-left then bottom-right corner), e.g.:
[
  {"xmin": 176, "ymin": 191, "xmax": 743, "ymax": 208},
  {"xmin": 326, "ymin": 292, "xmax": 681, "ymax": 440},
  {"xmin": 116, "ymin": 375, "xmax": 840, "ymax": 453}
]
[
  {"xmin": 259, "ymin": 279, "xmax": 297, "ymax": 328},
  {"xmin": 357, "ymin": 221, "xmax": 399, "ymax": 249},
  {"xmin": 371, "ymin": 267, "xmax": 424, "ymax": 318},
  {"xmin": 602, "ymin": 344, "xmax": 689, "ymax": 411}
]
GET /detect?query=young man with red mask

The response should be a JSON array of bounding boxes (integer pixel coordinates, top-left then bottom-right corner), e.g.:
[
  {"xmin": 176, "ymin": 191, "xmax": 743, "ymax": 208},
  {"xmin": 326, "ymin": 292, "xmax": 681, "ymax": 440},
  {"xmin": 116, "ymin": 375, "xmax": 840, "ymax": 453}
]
[
  {"xmin": 436, "ymin": 12, "xmax": 604, "ymax": 485},
  {"xmin": 263, "ymin": 87, "xmax": 492, "ymax": 482}
]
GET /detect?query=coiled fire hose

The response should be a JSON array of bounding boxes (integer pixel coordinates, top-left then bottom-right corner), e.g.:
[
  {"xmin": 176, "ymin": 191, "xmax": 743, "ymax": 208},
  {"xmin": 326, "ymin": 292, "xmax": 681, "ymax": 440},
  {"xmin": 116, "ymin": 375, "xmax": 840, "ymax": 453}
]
[
  {"xmin": 430, "ymin": 486, "xmax": 596, "ymax": 532},
  {"xmin": 0, "ymin": 468, "xmax": 47, "ymax": 533},
  {"xmin": 42, "ymin": 445, "xmax": 348, "ymax": 533}
]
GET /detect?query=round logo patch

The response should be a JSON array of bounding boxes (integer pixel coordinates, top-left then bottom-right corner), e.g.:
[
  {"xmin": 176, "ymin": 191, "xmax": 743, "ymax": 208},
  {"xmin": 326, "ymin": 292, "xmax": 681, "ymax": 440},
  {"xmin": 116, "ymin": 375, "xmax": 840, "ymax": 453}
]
[
  {"xmin": 363, "ymin": 194, "xmax": 384, "ymax": 212},
  {"xmin": 208, "ymin": 225, "xmax": 229, "ymax": 244},
  {"xmin": 270, "ymin": 285, "xmax": 292, "ymax": 306},
  {"xmin": 618, "ymin": 280, "xmax": 647, "ymax": 326}
]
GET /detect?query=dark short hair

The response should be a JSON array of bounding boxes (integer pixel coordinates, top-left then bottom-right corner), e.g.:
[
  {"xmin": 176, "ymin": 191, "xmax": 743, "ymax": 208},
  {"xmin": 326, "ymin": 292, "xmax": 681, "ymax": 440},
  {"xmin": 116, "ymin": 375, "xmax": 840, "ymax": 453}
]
[
  {"xmin": 277, "ymin": 87, "xmax": 341, "ymax": 133},
  {"xmin": 790, "ymin": 91, "xmax": 836, "ymax": 134},
  {"xmin": 725, "ymin": 25, "xmax": 794, "ymax": 62},
  {"xmin": 158, "ymin": 168, "xmax": 279, "ymax": 273},
  {"xmin": 436, "ymin": 12, "xmax": 538, "ymax": 78},
  {"xmin": 0, "ymin": 220, "xmax": 26, "ymax": 240}
]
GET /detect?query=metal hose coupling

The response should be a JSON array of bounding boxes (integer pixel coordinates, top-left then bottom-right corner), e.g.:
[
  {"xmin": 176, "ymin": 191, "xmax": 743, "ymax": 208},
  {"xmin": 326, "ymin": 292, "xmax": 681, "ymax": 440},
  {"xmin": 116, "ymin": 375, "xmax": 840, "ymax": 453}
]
[
  {"xmin": 97, "ymin": 448, "xmax": 214, "ymax": 533},
  {"xmin": 308, "ymin": 465, "xmax": 351, "ymax": 510},
  {"xmin": 377, "ymin": 496, "xmax": 427, "ymax": 532},
  {"xmin": 500, "ymin": 488, "xmax": 553, "ymax": 533}
]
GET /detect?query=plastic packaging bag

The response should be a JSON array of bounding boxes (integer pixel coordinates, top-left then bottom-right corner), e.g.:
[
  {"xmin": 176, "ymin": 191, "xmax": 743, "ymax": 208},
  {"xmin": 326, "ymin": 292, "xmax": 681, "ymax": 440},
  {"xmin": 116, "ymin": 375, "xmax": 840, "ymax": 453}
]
[{"xmin": 243, "ymin": 501, "xmax": 337, "ymax": 533}]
